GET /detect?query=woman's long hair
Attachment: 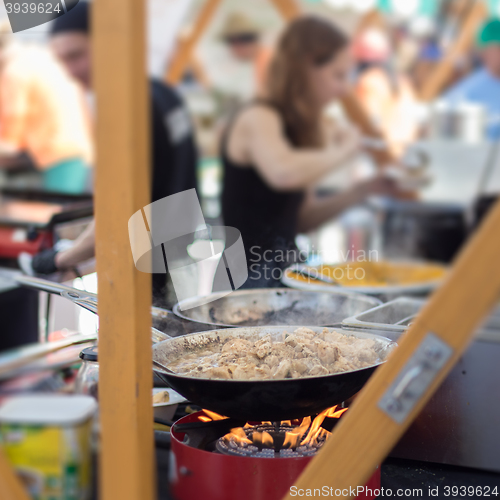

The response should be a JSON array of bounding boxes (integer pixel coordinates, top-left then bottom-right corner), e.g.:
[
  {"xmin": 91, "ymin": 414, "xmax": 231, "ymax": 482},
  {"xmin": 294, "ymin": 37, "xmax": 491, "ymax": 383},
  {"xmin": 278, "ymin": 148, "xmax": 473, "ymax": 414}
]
[{"xmin": 266, "ymin": 16, "xmax": 349, "ymax": 148}]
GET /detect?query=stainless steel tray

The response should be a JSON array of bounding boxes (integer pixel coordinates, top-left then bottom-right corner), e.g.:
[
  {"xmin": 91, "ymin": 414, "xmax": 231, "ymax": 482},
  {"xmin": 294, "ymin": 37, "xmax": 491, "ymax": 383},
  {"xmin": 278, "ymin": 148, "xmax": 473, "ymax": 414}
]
[
  {"xmin": 341, "ymin": 297, "xmax": 424, "ymax": 334},
  {"xmin": 342, "ymin": 296, "xmax": 500, "ymax": 342},
  {"xmin": 341, "ymin": 299, "xmax": 500, "ymax": 472}
]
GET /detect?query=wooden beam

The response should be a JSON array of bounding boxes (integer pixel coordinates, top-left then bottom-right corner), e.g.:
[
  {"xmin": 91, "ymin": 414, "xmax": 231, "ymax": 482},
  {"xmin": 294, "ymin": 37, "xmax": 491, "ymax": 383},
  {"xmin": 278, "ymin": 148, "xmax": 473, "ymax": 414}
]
[
  {"xmin": 190, "ymin": 53, "xmax": 211, "ymax": 88},
  {"xmin": 93, "ymin": 0, "xmax": 154, "ymax": 500},
  {"xmin": 355, "ymin": 8, "xmax": 386, "ymax": 35},
  {"xmin": 419, "ymin": 0, "xmax": 488, "ymax": 101},
  {"xmin": 269, "ymin": 0, "xmax": 302, "ymax": 20},
  {"xmin": 0, "ymin": 449, "xmax": 30, "ymax": 500},
  {"xmin": 166, "ymin": 0, "xmax": 222, "ymax": 85},
  {"xmin": 340, "ymin": 90, "xmax": 396, "ymax": 166},
  {"xmin": 285, "ymin": 199, "xmax": 500, "ymax": 498}
]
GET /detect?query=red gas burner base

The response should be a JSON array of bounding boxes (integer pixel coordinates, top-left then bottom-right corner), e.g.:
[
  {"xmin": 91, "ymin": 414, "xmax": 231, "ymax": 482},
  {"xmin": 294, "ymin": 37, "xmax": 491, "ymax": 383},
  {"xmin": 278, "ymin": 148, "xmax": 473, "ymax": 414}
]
[{"xmin": 170, "ymin": 411, "xmax": 380, "ymax": 500}]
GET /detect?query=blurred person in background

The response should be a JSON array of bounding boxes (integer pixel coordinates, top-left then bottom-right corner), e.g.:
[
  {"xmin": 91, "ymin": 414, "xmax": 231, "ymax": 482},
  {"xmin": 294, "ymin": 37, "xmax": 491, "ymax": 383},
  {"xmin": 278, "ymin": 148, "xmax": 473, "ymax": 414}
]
[
  {"xmin": 352, "ymin": 27, "xmax": 419, "ymax": 157},
  {"xmin": 219, "ymin": 11, "xmax": 273, "ymax": 95},
  {"xmin": 444, "ymin": 19, "xmax": 500, "ymax": 139},
  {"xmin": 221, "ymin": 16, "xmax": 398, "ymax": 288},
  {"xmin": 0, "ymin": 22, "xmax": 92, "ymax": 193},
  {"xmin": 26, "ymin": 1, "xmax": 198, "ymax": 308}
]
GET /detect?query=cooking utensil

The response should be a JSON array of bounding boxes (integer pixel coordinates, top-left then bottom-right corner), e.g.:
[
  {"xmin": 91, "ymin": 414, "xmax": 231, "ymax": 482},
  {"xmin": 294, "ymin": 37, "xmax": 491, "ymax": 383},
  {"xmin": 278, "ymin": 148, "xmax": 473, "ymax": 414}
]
[
  {"xmin": 173, "ymin": 288, "xmax": 381, "ymax": 329},
  {"xmin": 152, "ymin": 359, "xmax": 176, "ymax": 375},
  {"xmin": 14, "ymin": 275, "xmax": 169, "ymax": 344},
  {"xmin": 15, "ymin": 276, "xmax": 383, "ymax": 338},
  {"xmin": 343, "ymin": 296, "xmax": 500, "ymax": 343},
  {"xmin": 152, "ymin": 326, "xmax": 396, "ymax": 421},
  {"xmin": 152, "ymin": 388, "xmax": 187, "ymax": 423},
  {"xmin": 282, "ymin": 262, "xmax": 446, "ymax": 298},
  {"xmin": 289, "ymin": 268, "xmax": 338, "ymax": 285},
  {"xmin": 342, "ymin": 297, "xmax": 426, "ymax": 334},
  {"xmin": 0, "ymin": 333, "xmax": 97, "ymax": 379}
]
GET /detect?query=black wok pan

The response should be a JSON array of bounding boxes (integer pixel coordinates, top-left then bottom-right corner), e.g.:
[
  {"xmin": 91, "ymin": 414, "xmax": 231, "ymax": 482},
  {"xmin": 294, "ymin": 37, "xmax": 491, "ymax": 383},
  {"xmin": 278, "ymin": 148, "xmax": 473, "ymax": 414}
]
[{"xmin": 153, "ymin": 326, "xmax": 396, "ymax": 421}]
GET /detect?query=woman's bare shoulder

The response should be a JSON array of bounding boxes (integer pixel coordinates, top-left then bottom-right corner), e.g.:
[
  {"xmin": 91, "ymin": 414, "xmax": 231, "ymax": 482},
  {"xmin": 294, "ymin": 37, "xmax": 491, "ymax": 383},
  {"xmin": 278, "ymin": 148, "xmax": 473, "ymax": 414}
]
[{"xmin": 237, "ymin": 102, "xmax": 282, "ymax": 131}]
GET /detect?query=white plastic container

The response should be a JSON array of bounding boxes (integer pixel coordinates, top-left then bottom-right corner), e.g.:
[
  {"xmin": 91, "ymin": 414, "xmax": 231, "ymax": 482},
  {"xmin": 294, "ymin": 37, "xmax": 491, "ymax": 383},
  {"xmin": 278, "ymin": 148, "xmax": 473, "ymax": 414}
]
[{"xmin": 0, "ymin": 395, "xmax": 97, "ymax": 500}]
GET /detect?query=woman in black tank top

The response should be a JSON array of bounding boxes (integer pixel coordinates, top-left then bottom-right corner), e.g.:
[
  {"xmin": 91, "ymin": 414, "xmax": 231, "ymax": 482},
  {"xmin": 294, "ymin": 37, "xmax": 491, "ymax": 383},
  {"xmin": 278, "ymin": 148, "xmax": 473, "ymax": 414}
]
[
  {"xmin": 221, "ymin": 17, "xmax": 397, "ymax": 288},
  {"xmin": 222, "ymin": 101, "xmax": 305, "ymax": 288}
]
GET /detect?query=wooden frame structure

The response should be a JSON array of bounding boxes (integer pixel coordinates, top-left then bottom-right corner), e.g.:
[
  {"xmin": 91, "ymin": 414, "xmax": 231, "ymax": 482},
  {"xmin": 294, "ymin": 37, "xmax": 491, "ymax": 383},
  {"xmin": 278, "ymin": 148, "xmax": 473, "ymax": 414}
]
[
  {"xmin": 0, "ymin": 449, "xmax": 29, "ymax": 500},
  {"xmin": 0, "ymin": 0, "xmax": 155, "ymax": 496},
  {"xmin": 419, "ymin": 0, "xmax": 488, "ymax": 101},
  {"xmin": 93, "ymin": 0, "xmax": 155, "ymax": 499}
]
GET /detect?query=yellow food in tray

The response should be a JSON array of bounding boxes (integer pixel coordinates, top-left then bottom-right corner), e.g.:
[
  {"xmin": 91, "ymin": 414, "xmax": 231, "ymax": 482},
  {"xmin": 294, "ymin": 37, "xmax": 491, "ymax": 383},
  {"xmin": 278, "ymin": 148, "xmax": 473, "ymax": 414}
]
[
  {"xmin": 153, "ymin": 390, "xmax": 170, "ymax": 405},
  {"xmin": 288, "ymin": 261, "xmax": 447, "ymax": 288}
]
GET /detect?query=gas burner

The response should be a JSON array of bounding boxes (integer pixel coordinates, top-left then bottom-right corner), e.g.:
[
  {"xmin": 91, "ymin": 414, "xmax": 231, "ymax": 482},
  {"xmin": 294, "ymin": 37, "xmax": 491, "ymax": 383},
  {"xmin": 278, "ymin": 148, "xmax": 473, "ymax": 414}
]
[
  {"xmin": 170, "ymin": 409, "xmax": 382, "ymax": 500},
  {"xmin": 216, "ymin": 422, "xmax": 327, "ymax": 458},
  {"xmin": 215, "ymin": 406, "xmax": 348, "ymax": 459}
]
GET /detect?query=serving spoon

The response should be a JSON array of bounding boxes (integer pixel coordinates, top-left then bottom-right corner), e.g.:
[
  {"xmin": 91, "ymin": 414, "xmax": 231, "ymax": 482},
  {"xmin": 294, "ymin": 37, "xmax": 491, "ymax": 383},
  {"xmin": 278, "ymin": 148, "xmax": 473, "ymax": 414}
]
[
  {"xmin": 289, "ymin": 267, "xmax": 338, "ymax": 285},
  {"xmin": 152, "ymin": 359, "xmax": 177, "ymax": 375}
]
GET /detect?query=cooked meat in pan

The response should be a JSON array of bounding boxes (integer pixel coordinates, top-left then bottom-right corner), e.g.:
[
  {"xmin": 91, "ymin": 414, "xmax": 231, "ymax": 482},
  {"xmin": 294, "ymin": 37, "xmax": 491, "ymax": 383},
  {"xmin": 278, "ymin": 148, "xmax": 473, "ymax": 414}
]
[{"xmin": 167, "ymin": 327, "xmax": 386, "ymax": 380}]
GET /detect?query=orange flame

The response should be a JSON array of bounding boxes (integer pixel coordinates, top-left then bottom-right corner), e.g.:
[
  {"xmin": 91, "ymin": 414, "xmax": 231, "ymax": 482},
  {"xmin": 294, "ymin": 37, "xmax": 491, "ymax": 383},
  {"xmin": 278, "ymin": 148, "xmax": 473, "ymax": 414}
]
[
  {"xmin": 200, "ymin": 410, "xmax": 228, "ymax": 422},
  {"xmin": 300, "ymin": 405, "xmax": 345, "ymax": 447},
  {"xmin": 225, "ymin": 427, "xmax": 252, "ymax": 445},
  {"xmin": 283, "ymin": 417, "xmax": 311, "ymax": 449},
  {"xmin": 253, "ymin": 430, "xmax": 273, "ymax": 448},
  {"xmin": 219, "ymin": 405, "xmax": 347, "ymax": 451}
]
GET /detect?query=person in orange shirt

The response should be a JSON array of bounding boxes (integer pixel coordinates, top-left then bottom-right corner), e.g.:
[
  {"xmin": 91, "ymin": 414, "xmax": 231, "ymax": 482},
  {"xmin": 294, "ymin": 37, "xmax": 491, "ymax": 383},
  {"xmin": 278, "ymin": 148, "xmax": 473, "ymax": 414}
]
[
  {"xmin": 353, "ymin": 28, "xmax": 418, "ymax": 158},
  {"xmin": 0, "ymin": 26, "xmax": 93, "ymax": 194},
  {"xmin": 219, "ymin": 12, "xmax": 273, "ymax": 95}
]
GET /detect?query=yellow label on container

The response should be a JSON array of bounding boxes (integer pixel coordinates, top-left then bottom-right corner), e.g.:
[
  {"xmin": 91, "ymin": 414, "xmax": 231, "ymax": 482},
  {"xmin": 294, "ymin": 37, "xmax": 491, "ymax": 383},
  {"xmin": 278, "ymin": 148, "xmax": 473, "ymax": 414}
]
[{"xmin": 0, "ymin": 421, "xmax": 92, "ymax": 500}]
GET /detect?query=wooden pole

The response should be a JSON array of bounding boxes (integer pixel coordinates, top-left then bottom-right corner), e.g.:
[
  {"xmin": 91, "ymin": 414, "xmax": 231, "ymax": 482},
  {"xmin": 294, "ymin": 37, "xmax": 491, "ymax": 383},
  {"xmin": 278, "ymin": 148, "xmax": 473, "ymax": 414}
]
[
  {"xmin": 284, "ymin": 199, "xmax": 500, "ymax": 499},
  {"xmin": 0, "ymin": 449, "xmax": 30, "ymax": 500},
  {"xmin": 93, "ymin": 0, "xmax": 154, "ymax": 499},
  {"xmin": 341, "ymin": 90, "xmax": 396, "ymax": 165},
  {"xmin": 419, "ymin": 0, "xmax": 488, "ymax": 101},
  {"xmin": 269, "ymin": 0, "xmax": 302, "ymax": 19},
  {"xmin": 190, "ymin": 53, "xmax": 211, "ymax": 87},
  {"xmin": 166, "ymin": 0, "xmax": 222, "ymax": 85},
  {"xmin": 355, "ymin": 8, "xmax": 386, "ymax": 34}
]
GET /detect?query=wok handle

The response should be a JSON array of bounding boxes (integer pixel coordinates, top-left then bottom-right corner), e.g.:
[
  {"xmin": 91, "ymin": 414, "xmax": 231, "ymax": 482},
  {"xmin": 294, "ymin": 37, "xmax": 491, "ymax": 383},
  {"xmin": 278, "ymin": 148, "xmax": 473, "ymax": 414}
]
[
  {"xmin": 15, "ymin": 274, "xmax": 94, "ymax": 297},
  {"xmin": 60, "ymin": 292, "xmax": 171, "ymax": 344},
  {"xmin": 60, "ymin": 291, "xmax": 98, "ymax": 314},
  {"xmin": 15, "ymin": 275, "xmax": 172, "ymax": 343}
]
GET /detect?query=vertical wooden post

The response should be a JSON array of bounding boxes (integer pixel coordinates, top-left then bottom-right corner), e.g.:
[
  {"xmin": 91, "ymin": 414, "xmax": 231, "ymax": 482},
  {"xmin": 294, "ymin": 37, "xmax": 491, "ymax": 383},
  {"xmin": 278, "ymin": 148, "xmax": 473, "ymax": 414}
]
[
  {"xmin": 419, "ymin": 0, "xmax": 487, "ymax": 101},
  {"xmin": 93, "ymin": 0, "xmax": 154, "ymax": 500},
  {"xmin": 341, "ymin": 90, "xmax": 396, "ymax": 166},
  {"xmin": 284, "ymin": 200, "xmax": 500, "ymax": 499},
  {"xmin": 0, "ymin": 449, "xmax": 29, "ymax": 500},
  {"xmin": 269, "ymin": 0, "xmax": 302, "ymax": 19},
  {"xmin": 166, "ymin": 0, "xmax": 222, "ymax": 84}
]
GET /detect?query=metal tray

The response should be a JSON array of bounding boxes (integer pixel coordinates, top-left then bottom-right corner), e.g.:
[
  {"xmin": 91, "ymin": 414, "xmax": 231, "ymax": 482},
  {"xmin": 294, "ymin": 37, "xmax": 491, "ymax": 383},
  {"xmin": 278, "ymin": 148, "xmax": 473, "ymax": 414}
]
[
  {"xmin": 342, "ymin": 297, "xmax": 425, "ymax": 334},
  {"xmin": 342, "ymin": 296, "xmax": 500, "ymax": 343},
  {"xmin": 342, "ymin": 299, "xmax": 500, "ymax": 471}
]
